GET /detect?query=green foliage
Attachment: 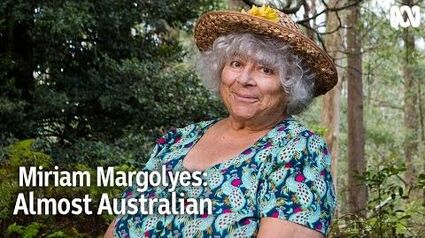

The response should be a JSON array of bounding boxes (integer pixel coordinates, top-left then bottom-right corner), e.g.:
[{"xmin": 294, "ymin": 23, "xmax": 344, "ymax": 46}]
[
  {"xmin": 46, "ymin": 231, "xmax": 69, "ymax": 238},
  {"xmin": 0, "ymin": 140, "xmax": 52, "ymax": 221},
  {"xmin": 308, "ymin": 124, "xmax": 328, "ymax": 137},
  {"xmin": 8, "ymin": 139, "xmax": 53, "ymax": 167},
  {"xmin": 0, "ymin": 0, "xmax": 224, "ymax": 144},
  {"xmin": 330, "ymin": 165, "xmax": 425, "ymax": 238},
  {"xmin": 7, "ymin": 222, "xmax": 42, "ymax": 238},
  {"xmin": 0, "ymin": 139, "xmax": 124, "ymax": 236},
  {"xmin": 0, "ymin": 0, "xmax": 226, "ymax": 235}
]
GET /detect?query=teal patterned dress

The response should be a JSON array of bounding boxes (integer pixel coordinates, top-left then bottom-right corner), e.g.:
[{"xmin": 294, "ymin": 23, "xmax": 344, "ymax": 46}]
[{"xmin": 114, "ymin": 116, "xmax": 336, "ymax": 237}]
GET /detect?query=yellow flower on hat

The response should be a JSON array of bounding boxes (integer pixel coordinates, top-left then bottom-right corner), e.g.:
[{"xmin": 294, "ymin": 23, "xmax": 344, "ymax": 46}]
[{"xmin": 242, "ymin": 5, "xmax": 279, "ymax": 23}]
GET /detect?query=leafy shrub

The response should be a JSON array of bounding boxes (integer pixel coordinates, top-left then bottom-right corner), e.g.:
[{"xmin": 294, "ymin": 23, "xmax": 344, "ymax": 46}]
[
  {"xmin": 0, "ymin": 139, "xmax": 120, "ymax": 237},
  {"xmin": 329, "ymin": 165, "xmax": 425, "ymax": 238}
]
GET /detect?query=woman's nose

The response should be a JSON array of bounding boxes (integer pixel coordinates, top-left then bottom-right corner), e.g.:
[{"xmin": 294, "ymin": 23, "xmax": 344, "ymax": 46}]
[{"xmin": 236, "ymin": 67, "xmax": 256, "ymax": 86}]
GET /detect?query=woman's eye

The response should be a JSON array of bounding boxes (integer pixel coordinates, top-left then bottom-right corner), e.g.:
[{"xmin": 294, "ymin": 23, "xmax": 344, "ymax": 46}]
[
  {"xmin": 230, "ymin": 61, "xmax": 242, "ymax": 68},
  {"xmin": 260, "ymin": 67, "xmax": 274, "ymax": 75}
]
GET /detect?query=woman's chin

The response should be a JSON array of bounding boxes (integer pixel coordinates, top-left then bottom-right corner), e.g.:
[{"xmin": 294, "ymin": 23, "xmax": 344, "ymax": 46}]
[{"xmin": 229, "ymin": 108, "xmax": 259, "ymax": 121}]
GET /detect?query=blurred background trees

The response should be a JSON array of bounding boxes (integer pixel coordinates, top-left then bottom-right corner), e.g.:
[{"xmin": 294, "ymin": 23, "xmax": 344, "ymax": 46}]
[
  {"xmin": 0, "ymin": 0, "xmax": 225, "ymax": 236},
  {"xmin": 0, "ymin": 0, "xmax": 226, "ymax": 164},
  {"xmin": 1, "ymin": 0, "xmax": 424, "ymax": 237}
]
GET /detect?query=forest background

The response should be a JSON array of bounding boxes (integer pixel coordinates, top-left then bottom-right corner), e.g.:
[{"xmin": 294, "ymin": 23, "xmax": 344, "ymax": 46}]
[{"xmin": 0, "ymin": 0, "xmax": 424, "ymax": 237}]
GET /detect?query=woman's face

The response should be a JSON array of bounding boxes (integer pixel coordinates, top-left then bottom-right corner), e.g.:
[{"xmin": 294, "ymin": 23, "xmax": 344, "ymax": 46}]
[{"xmin": 220, "ymin": 55, "xmax": 286, "ymax": 122}]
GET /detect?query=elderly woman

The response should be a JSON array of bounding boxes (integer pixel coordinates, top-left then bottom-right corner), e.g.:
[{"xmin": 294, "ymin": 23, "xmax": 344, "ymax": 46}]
[{"xmin": 106, "ymin": 5, "xmax": 337, "ymax": 238}]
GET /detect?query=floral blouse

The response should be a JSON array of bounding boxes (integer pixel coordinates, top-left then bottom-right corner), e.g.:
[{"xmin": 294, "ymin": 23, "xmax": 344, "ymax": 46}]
[{"xmin": 114, "ymin": 116, "xmax": 336, "ymax": 237}]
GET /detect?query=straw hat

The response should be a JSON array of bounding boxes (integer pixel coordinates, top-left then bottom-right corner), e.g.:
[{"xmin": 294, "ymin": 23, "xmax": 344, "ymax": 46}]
[{"xmin": 194, "ymin": 5, "xmax": 337, "ymax": 96}]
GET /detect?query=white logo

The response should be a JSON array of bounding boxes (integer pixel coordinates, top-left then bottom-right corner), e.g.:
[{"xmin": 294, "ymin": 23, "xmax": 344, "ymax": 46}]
[{"xmin": 390, "ymin": 5, "xmax": 421, "ymax": 28}]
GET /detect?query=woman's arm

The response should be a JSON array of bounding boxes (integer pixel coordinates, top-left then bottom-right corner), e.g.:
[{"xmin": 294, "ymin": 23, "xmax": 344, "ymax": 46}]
[
  {"xmin": 257, "ymin": 218, "xmax": 324, "ymax": 238},
  {"xmin": 104, "ymin": 219, "xmax": 116, "ymax": 238}
]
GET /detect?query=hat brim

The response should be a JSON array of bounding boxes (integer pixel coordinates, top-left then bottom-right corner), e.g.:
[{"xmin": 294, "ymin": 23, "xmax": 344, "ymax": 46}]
[{"xmin": 194, "ymin": 11, "xmax": 337, "ymax": 96}]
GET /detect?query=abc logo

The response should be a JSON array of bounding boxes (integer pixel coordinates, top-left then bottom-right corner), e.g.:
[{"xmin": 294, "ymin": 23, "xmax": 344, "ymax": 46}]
[{"xmin": 390, "ymin": 5, "xmax": 421, "ymax": 28}]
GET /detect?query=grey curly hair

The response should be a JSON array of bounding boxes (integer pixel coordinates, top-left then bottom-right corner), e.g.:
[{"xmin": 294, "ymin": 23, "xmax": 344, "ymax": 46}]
[{"xmin": 196, "ymin": 33, "xmax": 316, "ymax": 115}]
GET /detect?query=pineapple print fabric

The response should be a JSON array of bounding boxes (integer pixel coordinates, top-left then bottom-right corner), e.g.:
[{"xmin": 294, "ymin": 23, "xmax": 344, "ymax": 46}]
[{"xmin": 114, "ymin": 116, "xmax": 336, "ymax": 237}]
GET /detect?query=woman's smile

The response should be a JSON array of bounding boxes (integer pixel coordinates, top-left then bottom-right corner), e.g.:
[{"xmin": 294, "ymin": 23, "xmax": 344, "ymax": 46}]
[{"xmin": 232, "ymin": 91, "xmax": 259, "ymax": 103}]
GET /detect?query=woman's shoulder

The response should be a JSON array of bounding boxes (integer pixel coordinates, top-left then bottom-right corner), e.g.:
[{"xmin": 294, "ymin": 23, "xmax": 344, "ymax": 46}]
[
  {"xmin": 274, "ymin": 117, "xmax": 322, "ymax": 141},
  {"xmin": 145, "ymin": 119, "xmax": 217, "ymax": 170},
  {"xmin": 260, "ymin": 119, "xmax": 336, "ymax": 237},
  {"xmin": 282, "ymin": 117, "xmax": 328, "ymax": 144},
  {"xmin": 273, "ymin": 117, "xmax": 331, "ymax": 169}
]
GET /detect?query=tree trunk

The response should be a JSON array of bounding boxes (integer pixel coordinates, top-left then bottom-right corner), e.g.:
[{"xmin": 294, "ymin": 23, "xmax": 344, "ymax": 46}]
[
  {"xmin": 303, "ymin": 0, "xmax": 316, "ymax": 40},
  {"xmin": 420, "ymin": 78, "xmax": 425, "ymax": 201},
  {"xmin": 10, "ymin": 22, "xmax": 34, "ymax": 102},
  {"xmin": 402, "ymin": 0, "xmax": 419, "ymax": 196},
  {"xmin": 321, "ymin": 0, "xmax": 343, "ymax": 192},
  {"xmin": 6, "ymin": 6, "xmax": 35, "ymax": 139},
  {"xmin": 346, "ymin": 0, "xmax": 367, "ymax": 217}
]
